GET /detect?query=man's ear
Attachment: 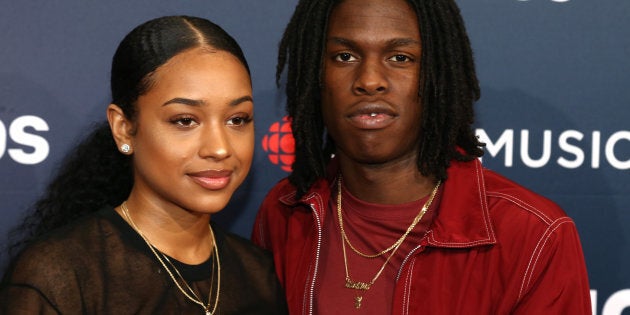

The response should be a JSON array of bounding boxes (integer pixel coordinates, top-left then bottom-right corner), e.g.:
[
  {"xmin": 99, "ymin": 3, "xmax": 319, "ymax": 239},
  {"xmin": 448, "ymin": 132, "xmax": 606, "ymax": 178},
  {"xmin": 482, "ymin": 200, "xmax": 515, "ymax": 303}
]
[{"xmin": 107, "ymin": 104, "xmax": 134, "ymax": 155}]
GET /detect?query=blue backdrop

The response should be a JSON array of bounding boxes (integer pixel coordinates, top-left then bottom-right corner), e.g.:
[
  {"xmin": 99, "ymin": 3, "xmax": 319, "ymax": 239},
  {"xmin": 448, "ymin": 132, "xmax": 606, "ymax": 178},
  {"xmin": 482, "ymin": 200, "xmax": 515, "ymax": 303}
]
[{"xmin": 1, "ymin": 1, "xmax": 628, "ymax": 314}]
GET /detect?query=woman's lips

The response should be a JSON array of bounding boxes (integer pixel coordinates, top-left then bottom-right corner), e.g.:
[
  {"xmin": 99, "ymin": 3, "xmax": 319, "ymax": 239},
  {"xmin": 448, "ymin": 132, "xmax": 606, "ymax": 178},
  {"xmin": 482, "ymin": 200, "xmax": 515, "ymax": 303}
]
[{"xmin": 188, "ymin": 170, "xmax": 232, "ymax": 190}]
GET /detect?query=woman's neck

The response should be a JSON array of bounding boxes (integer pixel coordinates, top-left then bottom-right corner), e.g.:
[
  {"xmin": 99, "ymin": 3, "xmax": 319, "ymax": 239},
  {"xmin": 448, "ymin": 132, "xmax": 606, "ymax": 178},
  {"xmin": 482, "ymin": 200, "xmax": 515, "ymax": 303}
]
[{"xmin": 116, "ymin": 196, "xmax": 213, "ymax": 265}]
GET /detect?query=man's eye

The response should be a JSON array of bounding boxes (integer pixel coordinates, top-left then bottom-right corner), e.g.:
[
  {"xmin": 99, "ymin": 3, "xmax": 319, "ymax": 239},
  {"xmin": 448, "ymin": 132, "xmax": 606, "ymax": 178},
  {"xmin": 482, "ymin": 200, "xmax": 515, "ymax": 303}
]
[
  {"xmin": 389, "ymin": 55, "xmax": 412, "ymax": 62},
  {"xmin": 335, "ymin": 53, "xmax": 356, "ymax": 62}
]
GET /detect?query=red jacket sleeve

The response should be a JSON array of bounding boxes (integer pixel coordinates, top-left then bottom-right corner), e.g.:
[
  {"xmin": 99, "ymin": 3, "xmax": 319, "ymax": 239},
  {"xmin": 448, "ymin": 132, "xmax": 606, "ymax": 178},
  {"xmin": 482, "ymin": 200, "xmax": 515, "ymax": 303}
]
[{"xmin": 513, "ymin": 217, "xmax": 591, "ymax": 314}]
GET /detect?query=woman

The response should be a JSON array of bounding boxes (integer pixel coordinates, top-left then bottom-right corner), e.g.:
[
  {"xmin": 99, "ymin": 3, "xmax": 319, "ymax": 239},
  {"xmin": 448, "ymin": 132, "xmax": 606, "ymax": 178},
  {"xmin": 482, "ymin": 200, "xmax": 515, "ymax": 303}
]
[{"xmin": 1, "ymin": 16, "xmax": 287, "ymax": 314}]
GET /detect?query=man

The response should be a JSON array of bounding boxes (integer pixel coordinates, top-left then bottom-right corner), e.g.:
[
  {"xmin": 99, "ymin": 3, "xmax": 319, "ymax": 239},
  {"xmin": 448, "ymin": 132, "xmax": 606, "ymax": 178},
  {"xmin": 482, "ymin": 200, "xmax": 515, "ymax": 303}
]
[{"xmin": 253, "ymin": 0, "xmax": 591, "ymax": 314}]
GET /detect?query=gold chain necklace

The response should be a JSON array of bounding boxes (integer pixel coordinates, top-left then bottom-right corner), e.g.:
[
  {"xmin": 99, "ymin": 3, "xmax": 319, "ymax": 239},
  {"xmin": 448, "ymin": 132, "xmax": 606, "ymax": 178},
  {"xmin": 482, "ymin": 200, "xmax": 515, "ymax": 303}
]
[
  {"xmin": 337, "ymin": 176, "xmax": 440, "ymax": 309},
  {"xmin": 337, "ymin": 175, "xmax": 441, "ymax": 258},
  {"xmin": 120, "ymin": 202, "xmax": 220, "ymax": 315}
]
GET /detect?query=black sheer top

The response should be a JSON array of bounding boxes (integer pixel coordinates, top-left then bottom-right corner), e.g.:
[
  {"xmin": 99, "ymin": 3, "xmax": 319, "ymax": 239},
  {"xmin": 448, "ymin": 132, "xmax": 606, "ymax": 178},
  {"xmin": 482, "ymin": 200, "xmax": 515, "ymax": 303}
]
[{"xmin": 0, "ymin": 207, "xmax": 287, "ymax": 314}]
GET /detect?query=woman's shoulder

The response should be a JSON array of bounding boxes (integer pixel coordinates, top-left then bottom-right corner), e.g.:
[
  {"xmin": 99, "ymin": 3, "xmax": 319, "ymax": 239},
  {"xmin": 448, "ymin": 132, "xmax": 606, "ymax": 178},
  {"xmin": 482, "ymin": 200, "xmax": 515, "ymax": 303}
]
[
  {"xmin": 5, "ymin": 208, "xmax": 120, "ymax": 279},
  {"xmin": 214, "ymin": 225, "xmax": 273, "ymax": 262},
  {"xmin": 34, "ymin": 207, "xmax": 118, "ymax": 245},
  {"xmin": 211, "ymin": 224, "xmax": 288, "ymax": 314}
]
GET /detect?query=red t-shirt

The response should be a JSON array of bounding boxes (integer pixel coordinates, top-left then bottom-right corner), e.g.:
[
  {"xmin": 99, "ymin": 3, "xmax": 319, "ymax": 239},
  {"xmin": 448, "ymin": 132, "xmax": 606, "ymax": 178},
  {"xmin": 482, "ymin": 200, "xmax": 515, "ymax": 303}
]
[{"xmin": 315, "ymin": 181, "xmax": 442, "ymax": 314}]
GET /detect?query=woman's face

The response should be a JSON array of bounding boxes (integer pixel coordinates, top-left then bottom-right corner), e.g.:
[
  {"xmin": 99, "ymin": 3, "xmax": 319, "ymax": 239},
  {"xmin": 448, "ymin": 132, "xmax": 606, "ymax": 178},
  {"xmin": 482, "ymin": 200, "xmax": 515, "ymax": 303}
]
[{"xmin": 128, "ymin": 47, "xmax": 254, "ymax": 215}]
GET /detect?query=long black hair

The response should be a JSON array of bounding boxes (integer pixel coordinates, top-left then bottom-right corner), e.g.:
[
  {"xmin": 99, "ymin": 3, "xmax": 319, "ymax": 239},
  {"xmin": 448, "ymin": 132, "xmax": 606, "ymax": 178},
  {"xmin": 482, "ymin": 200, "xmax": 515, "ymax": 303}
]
[
  {"xmin": 5, "ymin": 15, "xmax": 249, "ymax": 260},
  {"xmin": 278, "ymin": 0, "xmax": 485, "ymax": 197}
]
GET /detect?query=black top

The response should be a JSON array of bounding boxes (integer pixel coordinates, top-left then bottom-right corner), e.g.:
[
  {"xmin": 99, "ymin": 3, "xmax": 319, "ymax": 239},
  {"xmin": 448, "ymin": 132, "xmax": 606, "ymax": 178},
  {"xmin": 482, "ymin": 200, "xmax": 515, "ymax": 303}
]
[{"xmin": 0, "ymin": 207, "xmax": 287, "ymax": 314}]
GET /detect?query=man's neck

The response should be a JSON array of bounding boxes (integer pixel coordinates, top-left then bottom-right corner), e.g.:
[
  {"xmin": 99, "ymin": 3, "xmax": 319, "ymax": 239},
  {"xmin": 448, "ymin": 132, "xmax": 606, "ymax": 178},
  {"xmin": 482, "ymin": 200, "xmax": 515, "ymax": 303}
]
[{"xmin": 338, "ymin": 157, "xmax": 436, "ymax": 204}]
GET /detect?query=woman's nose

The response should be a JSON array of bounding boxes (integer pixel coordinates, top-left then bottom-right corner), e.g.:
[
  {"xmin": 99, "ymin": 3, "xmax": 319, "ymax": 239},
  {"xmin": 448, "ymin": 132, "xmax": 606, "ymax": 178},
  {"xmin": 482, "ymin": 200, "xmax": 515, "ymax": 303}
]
[{"xmin": 198, "ymin": 124, "xmax": 231, "ymax": 160}]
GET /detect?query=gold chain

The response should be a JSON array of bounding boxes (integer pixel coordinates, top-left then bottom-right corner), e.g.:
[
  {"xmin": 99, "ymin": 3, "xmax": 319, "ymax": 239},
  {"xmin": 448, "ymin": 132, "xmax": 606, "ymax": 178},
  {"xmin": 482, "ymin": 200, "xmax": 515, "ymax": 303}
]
[
  {"xmin": 337, "ymin": 176, "xmax": 440, "ymax": 309},
  {"xmin": 337, "ymin": 175, "xmax": 441, "ymax": 258},
  {"xmin": 120, "ymin": 201, "xmax": 220, "ymax": 315}
]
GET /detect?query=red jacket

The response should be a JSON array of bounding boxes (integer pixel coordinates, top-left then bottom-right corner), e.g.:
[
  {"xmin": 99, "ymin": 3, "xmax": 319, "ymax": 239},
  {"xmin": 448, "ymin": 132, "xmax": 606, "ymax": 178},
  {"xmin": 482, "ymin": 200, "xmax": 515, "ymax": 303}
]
[{"xmin": 252, "ymin": 159, "xmax": 591, "ymax": 314}]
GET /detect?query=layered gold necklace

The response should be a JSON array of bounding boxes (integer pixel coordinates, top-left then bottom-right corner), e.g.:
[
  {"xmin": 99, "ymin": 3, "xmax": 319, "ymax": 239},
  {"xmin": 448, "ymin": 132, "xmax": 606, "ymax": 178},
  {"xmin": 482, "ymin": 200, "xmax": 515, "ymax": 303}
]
[
  {"xmin": 120, "ymin": 201, "xmax": 220, "ymax": 315},
  {"xmin": 337, "ymin": 175, "xmax": 440, "ymax": 309}
]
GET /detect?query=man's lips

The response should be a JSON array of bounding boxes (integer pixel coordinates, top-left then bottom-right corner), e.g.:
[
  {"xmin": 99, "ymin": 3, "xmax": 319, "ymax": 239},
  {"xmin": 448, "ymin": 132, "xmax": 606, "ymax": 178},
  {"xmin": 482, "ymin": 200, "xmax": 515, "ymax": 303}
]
[
  {"xmin": 347, "ymin": 103, "xmax": 398, "ymax": 130},
  {"xmin": 188, "ymin": 169, "xmax": 232, "ymax": 190}
]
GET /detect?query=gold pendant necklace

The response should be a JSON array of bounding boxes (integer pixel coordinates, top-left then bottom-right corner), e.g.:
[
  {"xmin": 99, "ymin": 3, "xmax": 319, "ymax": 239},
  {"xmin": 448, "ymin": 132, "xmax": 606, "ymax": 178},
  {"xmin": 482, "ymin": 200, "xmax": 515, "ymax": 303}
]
[
  {"xmin": 120, "ymin": 202, "xmax": 220, "ymax": 314},
  {"xmin": 337, "ymin": 175, "xmax": 440, "ymax": 309}
]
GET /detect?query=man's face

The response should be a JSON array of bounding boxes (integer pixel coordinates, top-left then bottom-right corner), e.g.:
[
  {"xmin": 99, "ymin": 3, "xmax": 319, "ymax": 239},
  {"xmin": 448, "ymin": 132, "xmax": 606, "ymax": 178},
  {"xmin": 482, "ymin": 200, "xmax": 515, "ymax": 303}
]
[{"xmin": 321, "ymin": 0, "xmax": 423, "ymax": 166}]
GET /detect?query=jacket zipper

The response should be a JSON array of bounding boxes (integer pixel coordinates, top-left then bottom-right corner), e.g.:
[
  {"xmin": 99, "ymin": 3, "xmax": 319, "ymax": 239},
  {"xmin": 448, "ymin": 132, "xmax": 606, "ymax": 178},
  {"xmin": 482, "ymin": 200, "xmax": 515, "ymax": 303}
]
[
  {"xmin": 306, "ymin": 202, "xmax": 323, "ymax": 315},
  {"xmin": 396, "ymin": 233, "xmax": 429, "ymax": 281}
]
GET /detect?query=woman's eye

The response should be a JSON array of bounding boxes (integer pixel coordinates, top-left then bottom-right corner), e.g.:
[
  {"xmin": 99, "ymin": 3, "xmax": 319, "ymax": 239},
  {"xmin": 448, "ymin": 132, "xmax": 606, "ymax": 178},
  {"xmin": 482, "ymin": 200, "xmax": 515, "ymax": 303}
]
[
  {"xmin": 334, "ymin": 53, "xmax": 357, "ymax": 62},
  {"xmin": 227, "ymin": 115, "xmax": 252, "ymax": 127},
  {"xmin": 171, "ymin": 116, "xmax": 197, "ymax": 127}
]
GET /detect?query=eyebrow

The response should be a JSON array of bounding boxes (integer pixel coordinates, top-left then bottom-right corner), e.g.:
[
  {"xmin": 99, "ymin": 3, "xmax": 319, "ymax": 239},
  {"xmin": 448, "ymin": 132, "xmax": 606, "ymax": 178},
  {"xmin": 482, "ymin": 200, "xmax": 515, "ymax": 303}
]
[
  {"xmin": 162, "ymin": 95, "xmax": 253, "ymax": 107},
  {"xmin": 162, "ymin": 98, "xmax": 205, "ymax": 107},
  {"xmin": 386, "ymin": 38, "xmax": 421, "ymax": 48},
  {"xmin": 229, "ymin": 95, "xmax": 254, "ymax": 107},
  {"xmin": 328, "ymin": 37, "xmax": 420, "ymax": 49}
]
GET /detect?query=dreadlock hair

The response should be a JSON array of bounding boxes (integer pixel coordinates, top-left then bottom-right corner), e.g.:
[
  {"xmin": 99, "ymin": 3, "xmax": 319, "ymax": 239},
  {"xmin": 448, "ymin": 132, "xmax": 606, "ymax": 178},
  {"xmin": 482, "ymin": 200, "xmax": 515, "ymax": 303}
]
[
  {"xmin": 5, "ymin": 15, "xmax": 249, "ymax": 262},
  {"xmin": 277, "ymin": 0, "xmax": 485, "ymax": 198}
]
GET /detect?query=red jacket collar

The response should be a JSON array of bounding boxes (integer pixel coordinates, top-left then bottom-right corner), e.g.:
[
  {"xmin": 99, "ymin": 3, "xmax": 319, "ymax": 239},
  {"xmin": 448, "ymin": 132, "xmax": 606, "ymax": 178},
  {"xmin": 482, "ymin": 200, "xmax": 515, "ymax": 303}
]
[
  {"xmin": 426, "ymin": 158, "xmax": 497, "ymax": 248},
  {"xmin": 280, "ymin": 157, "xmax": 497, "ymax": 248}
]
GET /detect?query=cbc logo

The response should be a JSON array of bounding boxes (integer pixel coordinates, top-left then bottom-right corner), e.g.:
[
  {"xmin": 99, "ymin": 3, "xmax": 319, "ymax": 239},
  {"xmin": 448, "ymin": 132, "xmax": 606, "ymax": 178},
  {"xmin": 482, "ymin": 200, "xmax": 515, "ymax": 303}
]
[{"xmin": 261, "ymin": 116, "xmax": 295, "ymax": 172}]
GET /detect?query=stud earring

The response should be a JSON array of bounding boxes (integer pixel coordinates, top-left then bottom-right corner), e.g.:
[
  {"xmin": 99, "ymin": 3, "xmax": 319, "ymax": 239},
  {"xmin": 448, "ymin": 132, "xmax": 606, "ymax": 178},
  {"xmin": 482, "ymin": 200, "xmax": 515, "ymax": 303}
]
[{"xmin": 120, "ymin": 144, "xmax": 131, "ymax": 154}]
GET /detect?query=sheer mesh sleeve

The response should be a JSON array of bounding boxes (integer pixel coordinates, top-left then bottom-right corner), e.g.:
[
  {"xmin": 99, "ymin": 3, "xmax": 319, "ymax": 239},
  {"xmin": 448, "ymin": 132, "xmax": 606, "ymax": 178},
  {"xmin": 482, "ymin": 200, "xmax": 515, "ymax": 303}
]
[
  {"xmin": 1, "ymin": 226, "xmax": 86, "ymax": 314},
  {"xmin": 1, "ymin": 208, "xmax": 288, "ymax": 314}
]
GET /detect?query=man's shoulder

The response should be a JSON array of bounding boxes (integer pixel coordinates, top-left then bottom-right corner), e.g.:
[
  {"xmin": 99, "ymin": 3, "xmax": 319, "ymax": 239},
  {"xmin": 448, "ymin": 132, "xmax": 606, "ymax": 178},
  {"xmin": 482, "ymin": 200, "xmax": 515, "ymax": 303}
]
[
  {"xmin": 261, "ymin": 176, "xmax": 332, "ymax": 205},
  {"xmin": 264, "ymin": 177, "xmax": 298, "ymax": 200},
  {"xmin": 481, "ymin": 168, "xmax": 570, "ymax": 226}
]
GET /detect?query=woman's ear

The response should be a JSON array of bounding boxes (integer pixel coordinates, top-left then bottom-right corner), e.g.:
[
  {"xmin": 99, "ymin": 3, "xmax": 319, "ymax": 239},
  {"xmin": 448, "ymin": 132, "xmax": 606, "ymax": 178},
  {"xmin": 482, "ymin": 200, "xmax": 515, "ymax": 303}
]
[{"xmin": 107, "ymin": 104, "xmax": 134, "ymax": 155}]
